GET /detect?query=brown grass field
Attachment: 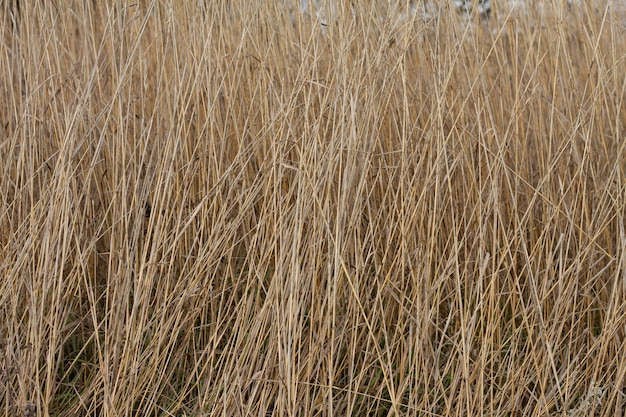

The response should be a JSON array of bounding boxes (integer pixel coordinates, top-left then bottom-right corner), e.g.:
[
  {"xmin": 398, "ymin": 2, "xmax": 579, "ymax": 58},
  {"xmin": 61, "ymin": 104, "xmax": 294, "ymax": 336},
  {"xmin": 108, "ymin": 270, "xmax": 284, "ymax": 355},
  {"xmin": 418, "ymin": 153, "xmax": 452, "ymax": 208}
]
[{"xmin": 1, "ymin": 1, "xmax": 626, "ymax": 416}]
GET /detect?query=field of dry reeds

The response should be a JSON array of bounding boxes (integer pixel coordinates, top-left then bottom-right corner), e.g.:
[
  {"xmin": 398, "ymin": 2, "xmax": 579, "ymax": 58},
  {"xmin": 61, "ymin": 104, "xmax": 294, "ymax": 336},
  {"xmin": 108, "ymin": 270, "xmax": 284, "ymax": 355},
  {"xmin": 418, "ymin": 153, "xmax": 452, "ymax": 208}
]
[{"xmin": 1, "ymin": 1, "xmax": 625, "ymax": 416}]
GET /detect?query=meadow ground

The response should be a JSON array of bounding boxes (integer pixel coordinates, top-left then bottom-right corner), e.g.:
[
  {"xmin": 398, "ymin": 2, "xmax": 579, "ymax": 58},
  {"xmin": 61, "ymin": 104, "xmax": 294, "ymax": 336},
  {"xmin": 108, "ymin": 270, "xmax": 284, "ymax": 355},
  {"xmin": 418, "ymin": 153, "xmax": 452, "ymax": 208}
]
[{"xmin": 1, "ymin": 1, "xmax": 626, "ymax": 416}]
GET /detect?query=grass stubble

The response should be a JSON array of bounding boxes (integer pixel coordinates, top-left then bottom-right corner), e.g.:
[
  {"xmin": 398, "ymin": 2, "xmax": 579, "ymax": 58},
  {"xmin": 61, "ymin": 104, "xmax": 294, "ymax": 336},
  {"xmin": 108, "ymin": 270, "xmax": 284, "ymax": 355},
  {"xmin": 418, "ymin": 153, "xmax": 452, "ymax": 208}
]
[{"xmin": 0, "ymin": 0, "xmax": 625, "ymax": 416}]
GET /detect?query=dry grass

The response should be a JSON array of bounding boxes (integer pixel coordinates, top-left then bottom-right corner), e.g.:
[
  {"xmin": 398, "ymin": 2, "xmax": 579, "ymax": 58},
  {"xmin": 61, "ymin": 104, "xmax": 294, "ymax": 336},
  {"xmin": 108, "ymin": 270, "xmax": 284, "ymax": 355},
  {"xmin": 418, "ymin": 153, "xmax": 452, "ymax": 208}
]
[{"xmin": 1, "ymin": 1, "xmax": 625, "ymax": 416}]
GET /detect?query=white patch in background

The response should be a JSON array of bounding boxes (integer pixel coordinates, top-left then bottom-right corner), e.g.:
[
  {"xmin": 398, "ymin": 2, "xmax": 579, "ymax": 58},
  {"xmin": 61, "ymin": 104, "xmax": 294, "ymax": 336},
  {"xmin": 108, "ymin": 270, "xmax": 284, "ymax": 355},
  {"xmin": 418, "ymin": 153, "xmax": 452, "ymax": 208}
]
[
  {"xmin": 454, "ymin": 0, "xmax": 491, "ymax": 16},
  {"xmin": 294, "ymin": 0, "xmax": 490, "ymax": 23},
  {"xmin": 287, "ymin": 0, "xmax": 623, "ymax": 34}
]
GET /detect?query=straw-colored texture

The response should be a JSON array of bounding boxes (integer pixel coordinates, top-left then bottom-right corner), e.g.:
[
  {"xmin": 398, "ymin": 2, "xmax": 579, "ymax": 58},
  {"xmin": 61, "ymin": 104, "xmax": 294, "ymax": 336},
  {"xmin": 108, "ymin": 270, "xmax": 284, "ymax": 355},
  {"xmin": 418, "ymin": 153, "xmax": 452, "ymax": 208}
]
[{"xmin": 1, "ymin": 1, "xmax": 625, "ymax": 416}]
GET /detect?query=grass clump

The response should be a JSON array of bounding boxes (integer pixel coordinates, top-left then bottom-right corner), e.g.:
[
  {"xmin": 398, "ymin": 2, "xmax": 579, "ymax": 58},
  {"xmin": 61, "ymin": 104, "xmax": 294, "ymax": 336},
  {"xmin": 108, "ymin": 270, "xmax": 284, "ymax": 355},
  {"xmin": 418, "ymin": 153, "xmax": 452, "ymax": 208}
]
[{"xmin": 1, "ymin": 0, "xmax": 625, "ymax": 415}]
